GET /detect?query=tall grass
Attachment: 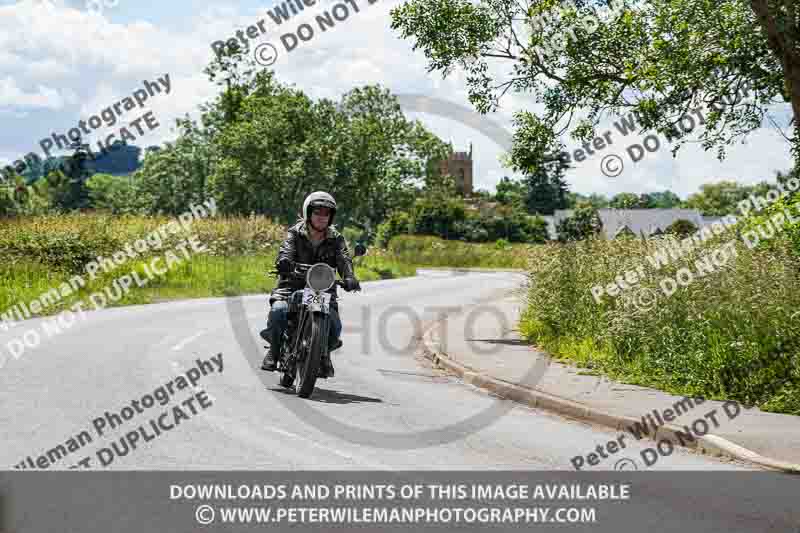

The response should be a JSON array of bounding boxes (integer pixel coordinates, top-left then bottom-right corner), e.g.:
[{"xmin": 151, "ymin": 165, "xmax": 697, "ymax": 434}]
[
  {"xmin": 387, "ymin": 235, "xmax": 534, "ymax": 269},
  {"xmin": 520, "ymin": 232, "xmax": 800, "ymax": 415},
  {"xmin": 0, "ymin": 214, "xmax": 417, "ymax": 322},
  {"xmin": 0, "ymin": 213, "xmax": 287, "ymax": 272},
  {"xmin": 1, "ymin": 217, "xmax": 530, "ymax": 328}
]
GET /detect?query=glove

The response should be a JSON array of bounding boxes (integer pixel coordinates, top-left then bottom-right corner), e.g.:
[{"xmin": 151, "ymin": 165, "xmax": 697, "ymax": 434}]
[
  {"xmin": 343, "ymin": 277, "xmax": 361, "ymax": 292},
  {"xmin": 277, "ymin": 257, "xmax": 294, "ymax": 274}
]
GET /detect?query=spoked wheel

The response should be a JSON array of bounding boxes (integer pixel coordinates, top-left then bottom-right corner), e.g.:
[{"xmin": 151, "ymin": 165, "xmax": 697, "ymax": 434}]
[
  {"xmin": 278, "ymin": 335, "xmax": 295, "ymax": 388},
  {"xmin": 295, "ymin": 314, "xmax": 328, "ymax": 399}
]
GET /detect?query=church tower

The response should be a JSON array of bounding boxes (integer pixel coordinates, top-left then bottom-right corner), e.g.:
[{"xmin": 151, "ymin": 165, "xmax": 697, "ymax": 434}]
[{"xmin": 437, "ymin": 142, "xmax": 473, "ymax": 196}]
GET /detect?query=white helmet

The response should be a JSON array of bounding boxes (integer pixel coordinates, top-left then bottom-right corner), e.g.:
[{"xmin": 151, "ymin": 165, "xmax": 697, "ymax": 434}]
[{"xmin": 302, "ymin": 191, "xmax": 337, "ymax": 225}]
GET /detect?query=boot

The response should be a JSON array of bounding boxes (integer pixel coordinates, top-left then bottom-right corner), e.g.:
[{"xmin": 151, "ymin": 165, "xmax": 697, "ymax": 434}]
[
  {"xmin": 261, "ymin": 346, "xmax": 280, "ymax": 371},
  {"xmin": 319, "ymin": 352, "xmax": 335, "ymax": 378},
  {"xmin": 318, "ymin": 338, "xmax": 342, "ymax": 378}
]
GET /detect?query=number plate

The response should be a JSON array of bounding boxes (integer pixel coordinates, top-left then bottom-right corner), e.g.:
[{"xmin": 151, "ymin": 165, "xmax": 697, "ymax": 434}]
[{"xmin": 303, "ymin": 288, "xmax": 331, "ymax": 313}]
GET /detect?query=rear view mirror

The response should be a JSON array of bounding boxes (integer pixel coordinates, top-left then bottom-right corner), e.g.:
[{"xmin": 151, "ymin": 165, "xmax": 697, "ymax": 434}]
[{"xmin": 354, "ymin": 243, "xmax": 367, "ymax": 257}]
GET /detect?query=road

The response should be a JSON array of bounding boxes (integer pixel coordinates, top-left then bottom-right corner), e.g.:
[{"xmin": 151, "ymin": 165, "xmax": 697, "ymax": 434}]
[{"xmin": 0, "ymin": 270, "xmax": 755, "ymax": 471}]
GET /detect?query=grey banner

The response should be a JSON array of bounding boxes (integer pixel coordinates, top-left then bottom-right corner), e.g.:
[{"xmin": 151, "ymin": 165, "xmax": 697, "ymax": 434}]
[{"xmin": 0, "ymin": 471, "xmax": 798, "ymax": 532}]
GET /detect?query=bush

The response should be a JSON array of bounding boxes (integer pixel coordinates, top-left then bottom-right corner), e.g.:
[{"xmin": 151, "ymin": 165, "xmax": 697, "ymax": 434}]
[
  {"xmin": 556, "ymin": 206, "xmax": 601, "ymax": 242},
  {"xmin": 377, "ymin": 197, "xmax": 549, "ymax": 245},
  {"xmin": 341, "ymin": 226, "xmax": 363, "ymax": 249},
  {"xmin": 495, "ymin": 238, "xmax": 510, "ymax": 250},
  {"xmin": 86, "ymin": 173, "xmax": 140, "ymax": 214},
  {"xmin": 375, "ymin": 210, "xmax": 413, "ymax": 248},
  {"xmin": 665, "ymin": 218, "xmax": 698, "ymax": 237},
  {"xmin": 741, "ymin": 190, "xmax": 800, "ymax": 259},
  {"xmin": 0, "ymin": 177, "xmax": 52, "ymax": 217},
  {"xmin": 454, "ymin": 217, "xmax": 490, "ymax": 242},
  {"xmin": 412, "ymin": 196, "xmax": 465, "ymax": 239},
  {"xmin": 459, "ymin": 208, "xmax": 548, "ymax": 244},
  {"xmin": 523, "ymin": 215, "xmax": 549, "ymax": 243}
]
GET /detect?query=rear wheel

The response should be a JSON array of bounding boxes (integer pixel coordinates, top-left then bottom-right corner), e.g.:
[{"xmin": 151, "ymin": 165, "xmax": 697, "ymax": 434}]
[{"xmin": 295, "ymin": 313, "xmax": 328, "ymax": 399}]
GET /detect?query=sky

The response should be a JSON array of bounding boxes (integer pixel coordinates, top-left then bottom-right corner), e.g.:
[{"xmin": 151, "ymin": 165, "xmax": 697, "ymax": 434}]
[{"xmin": 0, "ymin": 0, "xmax": 795, "ymax": 199}]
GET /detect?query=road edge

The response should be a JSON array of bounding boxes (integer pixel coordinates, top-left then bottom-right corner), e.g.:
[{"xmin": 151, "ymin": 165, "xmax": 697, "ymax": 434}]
[{"xmin": 417, "ymin": 294, "xmax": 800, "ymax": 475}]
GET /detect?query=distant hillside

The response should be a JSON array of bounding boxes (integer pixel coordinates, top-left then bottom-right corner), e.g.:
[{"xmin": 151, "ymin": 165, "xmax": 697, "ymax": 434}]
[
  {"xmin": 17, "ymin": 142, "xmax": 148, "ymax": 184},
  {"xmin": 86, "ymin": 142, "xmax": 143, "ymax": 176}
]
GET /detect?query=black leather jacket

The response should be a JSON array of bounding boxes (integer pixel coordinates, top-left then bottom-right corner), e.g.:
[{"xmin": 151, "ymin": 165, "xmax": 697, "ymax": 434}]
[{"xmin": 269, "ymin": 220, "xmax": 356, "ymax": 309}]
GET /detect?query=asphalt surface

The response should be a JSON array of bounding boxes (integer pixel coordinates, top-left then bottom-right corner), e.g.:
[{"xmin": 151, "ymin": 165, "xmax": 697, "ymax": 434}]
[{"xmin": 0, "ymin": 270, "xmax": 755, "ymax": 471}]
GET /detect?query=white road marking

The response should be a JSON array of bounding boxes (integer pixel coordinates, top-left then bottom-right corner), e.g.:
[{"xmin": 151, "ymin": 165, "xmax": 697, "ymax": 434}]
[{"xmin": 171, "ymin": 331, "xmax": 206, "ymax": 351}]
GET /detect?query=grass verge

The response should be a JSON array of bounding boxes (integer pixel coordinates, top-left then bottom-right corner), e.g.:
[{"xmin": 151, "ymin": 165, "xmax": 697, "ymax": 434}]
[{"xmin": 520, "ymin": 233, "xmax": 800, "ymax": 415}]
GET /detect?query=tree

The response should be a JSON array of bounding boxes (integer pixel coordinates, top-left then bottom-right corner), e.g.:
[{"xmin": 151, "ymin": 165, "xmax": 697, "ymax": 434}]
[
  {"xmin": 86, "ymin": 173, "xmax": 139, "ymax": 213},
  {"xmin": 132, "ymin": 42, "xmax": 451, "ymax": 225},
  {"xmin": 495, "ymin": 175, "xmax": 526, "ymax": 207},
  {"xmin": 568, "ymin": 192, "xmax": 609, "ymax": 208},
  {"xmin": 335, "ymin": 85, "xmax": 451, "ymax": 228},
  {"xmin": 650, "ymin": 190, "xmax": 682, "ymax": 208},
  {"xmin": 609, "ymin": 192, "xmax": 641, "ymax": 209},
  {"xmin": 199, "ymin": 48, "xmax": 451, "ymax": 227},
  {"xmin": 412, "ymin": 193, "xmax": 466, "ymax": 239},
  {"xmin": 525, "ymin": 215, "xmax": 549, "ymax": 243},
  {"xmin": 0, "ymin": 172, "xmax": 52, "ymax": 216},
  {"xmin": 524, "ymin": 159, "xmax": 569, "ymax": 215},
  {"xmin": 684, "ymin": 180, "xmax": 755, "ymax": 216},
  {"xmin": 391, "ymin": 0, "xmax": 800, "ymax": 172},
  {"xmin": 32, "ymin": 140, "xmax": 92, "ymax": 211},
  {"xmin": 637, "ymin": 193, "xmax": 656, "ymax": 209},
  {"xmin": 605, "ymin": 190, "xmax": 681, "ymax": 209},
  {"xmin": 133, "ymin": 117, "xmax": 214, "ymax": 215},
  {"xmin": 775, "ymin": 167, "xmax": 800, "ymax": 202},
  {"xmin": 501, "ymin": 110, "xmax": 570, "ymax": 214},
  {"xmin": 556, "ymin": 205, "xmax": 601, "ymax": 242}
]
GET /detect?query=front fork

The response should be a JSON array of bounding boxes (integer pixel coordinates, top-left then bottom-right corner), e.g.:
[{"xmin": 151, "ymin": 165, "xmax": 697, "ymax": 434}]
[{"xmin": 280, "ymin": 307, "xmax": 331, "ymax": 376}]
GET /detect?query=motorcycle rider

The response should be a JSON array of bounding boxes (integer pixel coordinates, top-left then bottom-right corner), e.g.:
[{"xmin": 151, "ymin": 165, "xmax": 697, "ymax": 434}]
[{"xmin": 260, "ymin": 191, "xmax": 361, "ymax": 378}]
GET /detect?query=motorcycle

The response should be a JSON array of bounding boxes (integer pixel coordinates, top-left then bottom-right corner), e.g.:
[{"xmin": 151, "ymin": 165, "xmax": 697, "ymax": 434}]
[{"xmin": 267, "ymin": 243, "xmax": 366, "ymax": 398}]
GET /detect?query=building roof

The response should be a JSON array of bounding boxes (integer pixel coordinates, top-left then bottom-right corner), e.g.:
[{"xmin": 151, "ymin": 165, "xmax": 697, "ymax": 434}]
[{"xmin": 543, "ymin": 208, "xmax": 713, "ymax": 240}]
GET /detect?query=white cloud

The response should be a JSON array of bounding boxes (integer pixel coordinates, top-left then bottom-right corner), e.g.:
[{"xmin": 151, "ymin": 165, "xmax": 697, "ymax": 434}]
[
  {"xmin": 560, "ymin": 109, "xmax": 795, "ymax": 198},
  {"xmin": 0, "ymin": 76, "xmax": 67, "ymax": 109}
]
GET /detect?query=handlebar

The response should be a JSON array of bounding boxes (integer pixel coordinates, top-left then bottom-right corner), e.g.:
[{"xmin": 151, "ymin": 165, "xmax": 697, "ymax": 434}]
[{"xmin": 267, "ymin": 263, "xmax": 352, "ymax": 290}]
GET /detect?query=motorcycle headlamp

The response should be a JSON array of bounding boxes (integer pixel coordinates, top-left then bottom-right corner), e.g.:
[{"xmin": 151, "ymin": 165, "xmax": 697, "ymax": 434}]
[{"xmin": 307, "ymin": 263, "xmax": 335, "ymax": 291}]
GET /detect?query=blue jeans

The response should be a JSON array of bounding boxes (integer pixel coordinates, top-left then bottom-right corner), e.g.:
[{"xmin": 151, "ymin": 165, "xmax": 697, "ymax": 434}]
[{"xmin": 264, "ymin": 300, "xmax": 342, "ymax": 358}]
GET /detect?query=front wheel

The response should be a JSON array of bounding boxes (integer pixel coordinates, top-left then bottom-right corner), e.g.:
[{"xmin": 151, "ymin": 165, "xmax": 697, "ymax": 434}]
[{"xmin": 295, "ymin": 313, "xmax": 329, "ymax": 399}]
